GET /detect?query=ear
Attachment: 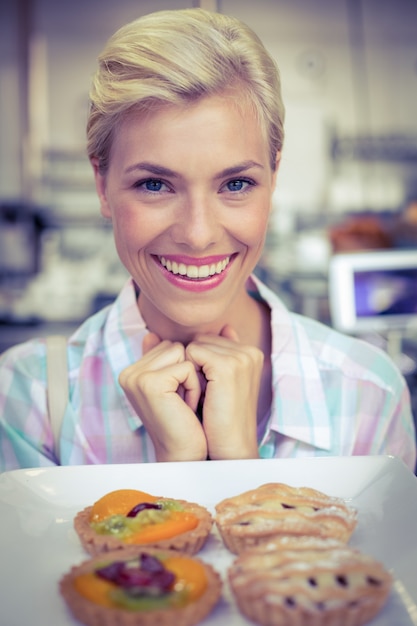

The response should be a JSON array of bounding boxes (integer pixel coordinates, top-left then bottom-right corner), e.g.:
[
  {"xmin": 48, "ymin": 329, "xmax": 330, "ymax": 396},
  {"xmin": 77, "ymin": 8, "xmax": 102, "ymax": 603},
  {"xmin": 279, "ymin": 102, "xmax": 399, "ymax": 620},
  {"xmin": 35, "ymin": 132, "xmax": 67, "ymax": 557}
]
[
  {"xmin": 91, "ymin": 157, "xmax": 112, "ymax": 219},
  {"xmin": 271, "ymin": 151, "xmax": 281, "ymax": 187}
]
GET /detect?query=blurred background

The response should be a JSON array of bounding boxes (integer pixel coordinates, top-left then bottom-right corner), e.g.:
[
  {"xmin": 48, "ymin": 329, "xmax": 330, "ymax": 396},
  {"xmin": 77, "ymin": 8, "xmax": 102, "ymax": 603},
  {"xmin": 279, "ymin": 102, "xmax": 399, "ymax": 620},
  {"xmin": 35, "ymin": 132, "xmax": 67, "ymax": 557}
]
[{"xmin": 1, "ymin": 0, "xmax": 416, "ymax": 403}]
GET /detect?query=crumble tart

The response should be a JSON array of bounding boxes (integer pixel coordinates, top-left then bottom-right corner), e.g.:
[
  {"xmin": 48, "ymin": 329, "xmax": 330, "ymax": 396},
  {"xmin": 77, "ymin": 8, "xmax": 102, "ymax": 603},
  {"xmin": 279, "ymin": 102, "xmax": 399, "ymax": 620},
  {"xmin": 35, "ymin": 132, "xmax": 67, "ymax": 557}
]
[
  {"xmin": 60, "ymin": 546, "xmax": 222, "ymax": 626},
  {"xmin": 75, "ymin": 489, "xmax": 213, "ymax": 556},
  {"xmin": 215, "ymin": 482, "xmax": 357, "ymax": 554},
  {"xmin": 228, "ymin": 542, "xmax": 392, "ymax": 626}
]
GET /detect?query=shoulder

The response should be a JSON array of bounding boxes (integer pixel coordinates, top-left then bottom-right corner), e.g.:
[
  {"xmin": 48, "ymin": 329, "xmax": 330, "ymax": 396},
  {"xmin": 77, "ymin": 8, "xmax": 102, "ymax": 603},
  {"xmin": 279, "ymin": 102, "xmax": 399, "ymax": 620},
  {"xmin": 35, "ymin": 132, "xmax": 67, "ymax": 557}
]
[
  {"xmin": 253, "ymin": 273, "xmax": 406, "ymax": 393},
  {"xmin": 289, "ymin": 311, "xmax": 407, "ymax": 398},
  {"xmin": 0, "ymin": 336, "xmax": 48, "ymax": 380},
  {"xmin": 0, "ymin": 303, "xmax": 112, "ymax": 383},
  {"xmin": 297, "ymin": 313, "xmax": 404, "ymax": 387}
]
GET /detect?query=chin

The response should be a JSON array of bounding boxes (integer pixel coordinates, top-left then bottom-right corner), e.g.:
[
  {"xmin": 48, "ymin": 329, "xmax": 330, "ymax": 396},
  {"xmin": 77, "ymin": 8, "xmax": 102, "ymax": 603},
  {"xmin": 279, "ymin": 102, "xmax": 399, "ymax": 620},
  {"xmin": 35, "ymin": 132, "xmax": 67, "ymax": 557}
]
[{"xmin": 167, "ymin": 306, "xmax": 226, "ymax": 333}]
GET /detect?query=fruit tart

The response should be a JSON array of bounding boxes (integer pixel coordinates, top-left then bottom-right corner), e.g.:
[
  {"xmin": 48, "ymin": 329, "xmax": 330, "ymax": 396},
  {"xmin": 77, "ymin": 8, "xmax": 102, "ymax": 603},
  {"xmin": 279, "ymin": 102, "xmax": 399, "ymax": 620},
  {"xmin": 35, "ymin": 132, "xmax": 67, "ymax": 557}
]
[
  {"xmin": 215, "ymin": 482, "xmax": 357, "ymax": 554},
  {"xmin": 60, "ymin": 546, "xmax": 222, "ymax": 626},
  {"xmin": 74, "ymin": 489, "xmax": 213, "ymax": 556},
  {"xmin": 228, "ymin": 541, "xmax": 392, "ymax": 626}
]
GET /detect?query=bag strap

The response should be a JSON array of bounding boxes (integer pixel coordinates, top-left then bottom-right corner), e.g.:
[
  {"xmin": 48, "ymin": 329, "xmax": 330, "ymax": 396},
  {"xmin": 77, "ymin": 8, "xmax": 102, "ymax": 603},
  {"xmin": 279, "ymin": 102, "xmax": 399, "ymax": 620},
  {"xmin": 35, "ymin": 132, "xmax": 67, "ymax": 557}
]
[{"xmin": 46, "ymin": 335, "xmax": 69, "ymax": 460}]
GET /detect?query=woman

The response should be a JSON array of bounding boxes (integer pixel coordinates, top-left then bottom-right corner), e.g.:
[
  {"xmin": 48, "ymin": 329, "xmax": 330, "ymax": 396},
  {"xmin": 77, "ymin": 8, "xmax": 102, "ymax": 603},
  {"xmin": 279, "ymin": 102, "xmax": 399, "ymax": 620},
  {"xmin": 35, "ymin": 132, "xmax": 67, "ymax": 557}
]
[{"xmin": 0, "ymin": 8, "xmax": 415, "ymax": 470}]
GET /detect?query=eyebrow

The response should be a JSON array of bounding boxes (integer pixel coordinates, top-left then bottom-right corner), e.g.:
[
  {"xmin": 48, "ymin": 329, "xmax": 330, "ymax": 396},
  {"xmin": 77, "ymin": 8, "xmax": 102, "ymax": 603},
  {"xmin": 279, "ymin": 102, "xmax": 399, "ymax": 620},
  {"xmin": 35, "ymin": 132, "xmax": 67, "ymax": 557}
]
[
  {"xmin": 214, "ymin": 160, "xmax": 264, "ymax": 179},
  {"xmin": 125, "ymin": 162, "xmax": 178, "ymax": 177},
  {"xmin": 124, "ymin": 160, "xmax": 264, "ymax": 178}
]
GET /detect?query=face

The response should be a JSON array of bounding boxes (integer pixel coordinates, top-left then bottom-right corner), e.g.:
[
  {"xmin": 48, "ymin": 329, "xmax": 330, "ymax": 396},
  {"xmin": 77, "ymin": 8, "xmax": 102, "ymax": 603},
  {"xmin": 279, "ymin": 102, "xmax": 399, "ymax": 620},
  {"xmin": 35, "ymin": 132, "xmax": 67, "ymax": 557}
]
[{"xmin": 93, "ymin": 94, "xmax": 280, "ymax": 338}]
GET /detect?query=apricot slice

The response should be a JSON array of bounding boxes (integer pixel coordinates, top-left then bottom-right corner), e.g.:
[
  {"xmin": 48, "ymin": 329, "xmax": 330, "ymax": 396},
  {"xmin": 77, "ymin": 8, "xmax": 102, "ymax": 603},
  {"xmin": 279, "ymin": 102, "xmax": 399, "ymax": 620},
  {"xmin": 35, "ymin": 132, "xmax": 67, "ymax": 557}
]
[{"xmin": 90, "ymin": 489, "xmax": 157, "ymax": 522}]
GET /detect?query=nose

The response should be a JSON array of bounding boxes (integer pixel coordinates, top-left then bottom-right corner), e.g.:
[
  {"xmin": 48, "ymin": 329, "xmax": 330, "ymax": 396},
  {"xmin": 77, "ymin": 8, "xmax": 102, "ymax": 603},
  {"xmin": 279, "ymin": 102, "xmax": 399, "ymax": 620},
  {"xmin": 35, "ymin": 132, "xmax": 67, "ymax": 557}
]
[{"xmin": 172, "ymin": 192, "xmax": 221, "ymax": 251}]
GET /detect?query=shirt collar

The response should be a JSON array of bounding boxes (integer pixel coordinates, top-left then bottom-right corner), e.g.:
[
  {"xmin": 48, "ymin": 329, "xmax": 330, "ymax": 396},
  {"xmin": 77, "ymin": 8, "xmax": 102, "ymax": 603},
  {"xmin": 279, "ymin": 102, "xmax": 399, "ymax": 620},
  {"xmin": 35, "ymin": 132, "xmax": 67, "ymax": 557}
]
[{"xmin": 251, "ymin": 275, "xmax": 331, "ymax": 451}]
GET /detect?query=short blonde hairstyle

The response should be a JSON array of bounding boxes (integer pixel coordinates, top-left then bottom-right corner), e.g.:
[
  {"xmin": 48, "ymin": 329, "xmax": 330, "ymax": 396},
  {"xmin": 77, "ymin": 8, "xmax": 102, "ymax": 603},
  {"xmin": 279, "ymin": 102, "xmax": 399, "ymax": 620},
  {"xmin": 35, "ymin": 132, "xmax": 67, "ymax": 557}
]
[{"xmin": 87, "ymin": 8, "xmax": 285, "ymax": 172}]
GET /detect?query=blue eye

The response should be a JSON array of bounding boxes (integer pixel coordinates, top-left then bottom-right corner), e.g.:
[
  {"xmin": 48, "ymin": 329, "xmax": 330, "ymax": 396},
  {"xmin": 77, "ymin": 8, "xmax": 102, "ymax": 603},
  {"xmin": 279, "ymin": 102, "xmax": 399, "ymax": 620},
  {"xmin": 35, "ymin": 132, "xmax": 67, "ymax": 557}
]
[
  {"xmin": 143, "ymin": 179, "xmax": 164, "ymax": 192},
  {"xmin": 133, "ymin": 178, "xmax": 170, "ymax": 193},
  {"xmin": 228, "ymin": 180, "xmax": 244, "ymax": 191},
  {"xmin": 225, "ymin": 179, "xmax": 253, "ymax": 192}
]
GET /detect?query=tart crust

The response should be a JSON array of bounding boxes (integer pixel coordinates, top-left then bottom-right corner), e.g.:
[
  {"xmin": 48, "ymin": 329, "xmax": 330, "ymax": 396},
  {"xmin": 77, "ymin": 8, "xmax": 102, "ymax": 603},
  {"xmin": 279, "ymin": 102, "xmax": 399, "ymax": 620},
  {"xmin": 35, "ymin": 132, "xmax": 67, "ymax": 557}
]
[
  {"xmin": 60, "ymin": 547, "xmax": 222, "ymax": 626},
  {"xmin": 75, "ymin": 497, "xmax": 213, "ymax": 556},
  {"xmin": 228, "ymin": 542, "xmax": 392, "ymax": 626},
  {"xmin": 215, "ymin": 482, "xmax": 357, "ymax": 554}
]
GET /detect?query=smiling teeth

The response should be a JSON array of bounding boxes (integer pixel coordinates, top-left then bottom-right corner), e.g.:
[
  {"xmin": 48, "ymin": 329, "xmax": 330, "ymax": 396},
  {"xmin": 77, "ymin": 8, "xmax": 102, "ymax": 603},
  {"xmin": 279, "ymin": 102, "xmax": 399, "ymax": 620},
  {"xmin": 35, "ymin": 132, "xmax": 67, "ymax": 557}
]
[{"xmin": 160, "ymin": 256, "xmax": 230, "ymax": 278}]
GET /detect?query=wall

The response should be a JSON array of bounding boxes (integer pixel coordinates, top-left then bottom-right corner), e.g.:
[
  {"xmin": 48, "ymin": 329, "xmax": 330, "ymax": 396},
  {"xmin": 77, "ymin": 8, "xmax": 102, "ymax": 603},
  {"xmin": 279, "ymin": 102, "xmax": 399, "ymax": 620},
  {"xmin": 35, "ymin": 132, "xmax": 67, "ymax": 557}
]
[
  {"xmin": 222, "ymin": 0, "xmax": 417, "ymax": 213},
  {"xmin": 1, "ymin": 0, "xmax": 416, "ymax": 216},
  {"xmin": 0, "ymin": 1, "xmax": 23, "ymax": 198}
]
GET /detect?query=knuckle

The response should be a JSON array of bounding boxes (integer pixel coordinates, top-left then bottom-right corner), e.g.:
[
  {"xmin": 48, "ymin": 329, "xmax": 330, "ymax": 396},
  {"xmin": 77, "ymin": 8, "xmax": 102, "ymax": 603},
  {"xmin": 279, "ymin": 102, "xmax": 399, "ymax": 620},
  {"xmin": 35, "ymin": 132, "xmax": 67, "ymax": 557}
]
[
  {"xmin": 170, "ymin": 341, "xmax": 186, "ymax": 360},
  {"xmin": 135, "ymin": 370, "xmax": 160, "ymax": 394},
  {"xmin": 119, "ymin": 366, "xmax": 151, "ymax": 393},
  {"xmin": 237, "ymin": 346, "xmax": 263, "ymax": 368}
]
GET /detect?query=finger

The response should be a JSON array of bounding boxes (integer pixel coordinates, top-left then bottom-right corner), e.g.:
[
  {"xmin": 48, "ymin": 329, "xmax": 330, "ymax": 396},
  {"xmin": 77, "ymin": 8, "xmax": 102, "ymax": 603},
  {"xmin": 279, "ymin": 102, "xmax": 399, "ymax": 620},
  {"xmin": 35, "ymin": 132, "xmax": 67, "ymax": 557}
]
[
  {"xmin": 142, "ymin": 331, "xmax": 162, "ymax": 354},
  {"xmin": 121, "ymin": 359, "xmax": 200, "ymax": 401},
  {"xmin": 120, "ymin": 341, "xmax": 186, "ymax": 389},
  {"xmin": 182, "ymin": 371, "xmax": 202, "ymax": 413},
  {"xmin": 190, "ymin": 327, "xmax": 240, "ymax": 351},
  {"xmin": 220, "ymin": 324, "xmax": 240, "ymax": 342}
]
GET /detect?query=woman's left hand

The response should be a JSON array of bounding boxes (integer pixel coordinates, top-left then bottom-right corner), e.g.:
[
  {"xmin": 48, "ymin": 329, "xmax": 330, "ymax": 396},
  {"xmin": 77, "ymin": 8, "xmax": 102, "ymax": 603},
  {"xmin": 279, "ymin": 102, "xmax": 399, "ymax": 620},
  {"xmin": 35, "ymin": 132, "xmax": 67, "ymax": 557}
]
[{"xmin": 185, "ymin": 324, "xmax": 262, "ymax": 460}]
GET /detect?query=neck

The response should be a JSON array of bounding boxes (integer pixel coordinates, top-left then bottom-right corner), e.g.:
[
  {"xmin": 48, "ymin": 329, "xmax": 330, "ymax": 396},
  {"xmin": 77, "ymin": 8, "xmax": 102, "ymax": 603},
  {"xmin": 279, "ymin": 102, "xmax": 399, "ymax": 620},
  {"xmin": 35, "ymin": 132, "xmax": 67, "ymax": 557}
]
[{"xmin": 138, "ymin": 287, "xmax": 268, "ymax": 348}]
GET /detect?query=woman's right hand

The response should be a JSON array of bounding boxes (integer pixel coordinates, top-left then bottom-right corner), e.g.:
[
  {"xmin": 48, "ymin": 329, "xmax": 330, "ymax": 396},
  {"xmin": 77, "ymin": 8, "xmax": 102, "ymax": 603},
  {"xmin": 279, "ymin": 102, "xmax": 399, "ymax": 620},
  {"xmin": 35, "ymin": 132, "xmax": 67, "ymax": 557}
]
[{"xmin": 118, "ymin": 333, "xmax": 207, "ymax": 462}]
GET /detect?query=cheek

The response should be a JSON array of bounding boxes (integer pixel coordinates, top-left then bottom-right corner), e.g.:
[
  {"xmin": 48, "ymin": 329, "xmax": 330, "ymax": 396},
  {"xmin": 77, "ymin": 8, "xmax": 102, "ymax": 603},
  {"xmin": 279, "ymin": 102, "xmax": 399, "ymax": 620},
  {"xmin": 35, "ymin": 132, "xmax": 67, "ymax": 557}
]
[
  {"xmin": 233, "ymin": 207, "xmax": 270, "ymax": 247},
  {"xmin": 111, "ymin": 204, "xmax": 147, "ymax": 243},
  {"xmin": 110, "ymin": 206, "xmax": 168, "ymax": 264}
]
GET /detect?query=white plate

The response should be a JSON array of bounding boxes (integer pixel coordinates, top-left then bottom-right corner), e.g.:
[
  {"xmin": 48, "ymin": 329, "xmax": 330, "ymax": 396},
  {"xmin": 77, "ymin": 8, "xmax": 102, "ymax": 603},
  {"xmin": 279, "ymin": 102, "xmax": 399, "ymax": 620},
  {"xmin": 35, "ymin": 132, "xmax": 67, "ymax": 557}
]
[{"xmin": 1, "ymin": 456, "xmax": 417, "ymax": 625}]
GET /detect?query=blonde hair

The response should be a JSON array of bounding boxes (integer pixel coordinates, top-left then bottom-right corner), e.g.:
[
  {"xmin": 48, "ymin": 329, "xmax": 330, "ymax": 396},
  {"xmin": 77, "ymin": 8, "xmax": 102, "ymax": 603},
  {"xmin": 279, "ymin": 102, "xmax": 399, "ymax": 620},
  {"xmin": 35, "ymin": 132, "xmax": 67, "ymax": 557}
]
[{"xmin": 87, "ymin": 8, "xmax": 285, "ymax": 172}]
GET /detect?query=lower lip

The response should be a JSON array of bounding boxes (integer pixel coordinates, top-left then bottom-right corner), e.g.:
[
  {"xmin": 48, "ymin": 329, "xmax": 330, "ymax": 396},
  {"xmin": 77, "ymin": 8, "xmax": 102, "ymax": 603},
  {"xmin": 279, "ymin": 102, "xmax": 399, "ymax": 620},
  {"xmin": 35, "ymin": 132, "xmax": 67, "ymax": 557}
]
[{"xmin": 154, "ymin": 257, "xmax": 234, "ymax": 293}]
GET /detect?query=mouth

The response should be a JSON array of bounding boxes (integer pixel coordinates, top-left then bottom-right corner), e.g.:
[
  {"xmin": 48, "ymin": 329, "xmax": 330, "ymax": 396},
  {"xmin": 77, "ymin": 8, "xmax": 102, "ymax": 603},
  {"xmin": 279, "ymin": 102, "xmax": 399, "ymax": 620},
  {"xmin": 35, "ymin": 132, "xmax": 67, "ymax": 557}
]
[{"xmin": 158, "ymin": 255, "xmax": 231, "ymax": 280}]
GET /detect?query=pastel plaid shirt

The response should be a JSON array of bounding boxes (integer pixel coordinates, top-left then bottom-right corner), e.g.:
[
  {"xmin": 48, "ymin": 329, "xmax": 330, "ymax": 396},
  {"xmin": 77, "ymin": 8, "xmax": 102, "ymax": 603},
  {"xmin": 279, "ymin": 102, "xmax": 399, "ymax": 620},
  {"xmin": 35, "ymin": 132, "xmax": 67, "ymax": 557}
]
[{"xmin": 0, "ymin": 276, "xmax": 415, "ymax": 472}]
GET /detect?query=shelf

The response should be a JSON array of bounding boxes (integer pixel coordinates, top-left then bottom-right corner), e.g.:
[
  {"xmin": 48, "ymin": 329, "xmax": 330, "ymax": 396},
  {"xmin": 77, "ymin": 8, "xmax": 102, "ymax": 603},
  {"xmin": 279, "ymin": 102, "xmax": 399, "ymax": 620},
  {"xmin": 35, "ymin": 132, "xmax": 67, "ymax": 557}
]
[{"xmin": 331, "ymin": 134, "xmax": 417, "ymax": 163}]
